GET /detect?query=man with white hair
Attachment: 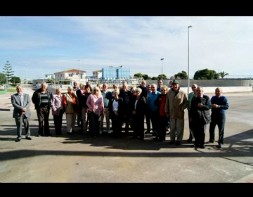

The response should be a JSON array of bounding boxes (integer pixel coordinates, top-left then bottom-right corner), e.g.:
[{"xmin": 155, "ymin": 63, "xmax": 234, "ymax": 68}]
[{"xmin": 190, "ymin": 86, "xmax": 211, "ymax": 149}]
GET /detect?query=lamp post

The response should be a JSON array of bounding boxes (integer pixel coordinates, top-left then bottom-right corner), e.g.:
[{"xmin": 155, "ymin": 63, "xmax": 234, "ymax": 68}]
[
  {"xmin": 187, "ymin": 25, "xmax": 192, "ymax": 95},
  {"xmin": 161, "ymin": 58, "xmax": 164, "ymax": 73}
]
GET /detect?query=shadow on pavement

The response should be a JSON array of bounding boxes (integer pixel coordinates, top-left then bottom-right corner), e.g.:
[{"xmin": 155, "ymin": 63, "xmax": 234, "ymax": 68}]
[{"xmin": 0, "ymin": 128, "xmax": 253, "ymax": 164}]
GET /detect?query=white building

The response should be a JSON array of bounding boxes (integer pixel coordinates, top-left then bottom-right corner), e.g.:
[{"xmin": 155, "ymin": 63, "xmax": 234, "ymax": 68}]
[
  {"xmin": 54, "ymin": 69, "xmax": 87, "ymax": 83},
  {"xmin": 45, "ymin": 74, "xmax": 54, "ymax": 79},
  {"xmin": 92, "ymin": 70, "xmax": 102, "ymax": 79}
]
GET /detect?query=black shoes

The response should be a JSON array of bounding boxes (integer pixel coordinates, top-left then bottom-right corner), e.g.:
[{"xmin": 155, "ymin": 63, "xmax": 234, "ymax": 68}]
[
  {"xmin": 169, "ymin": 140, "xmax": 175, "ymax": 145},
  {"xmin": 198, "ymin": 144, "xmax": 205, "ymax": 149},
  {"xmin": 15, "ymin": 138, "xmax": 21, "ymax": 142},
  {"xmin": 194, "ymin": 144, "xmax": 205, "ymax": 149},
  {"xmin": 26, "ymin": 136, "xmax": 32, "ymax": 140},
  {"xmin": 169, "ymin": 140, "xmax": 181, "ymax": 145},
  {"xmin": 217, "ymin": 144, "xmax": 222, "ymax": 149},
  {"xmin": 209, "ymin": 140, "xmax": 214, "ymax": 143}
]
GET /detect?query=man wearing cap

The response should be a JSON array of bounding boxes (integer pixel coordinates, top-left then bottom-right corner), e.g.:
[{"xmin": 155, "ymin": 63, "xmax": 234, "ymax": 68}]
[{"xmin": 165, "ymin": 79, "xmax": 188, "ymax": 145}]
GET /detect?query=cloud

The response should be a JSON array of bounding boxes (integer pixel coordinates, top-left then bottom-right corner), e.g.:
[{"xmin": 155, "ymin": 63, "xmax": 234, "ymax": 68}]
[{"xmin": 1, "ymin": 16, "xmax": 253, "ymax": 79}]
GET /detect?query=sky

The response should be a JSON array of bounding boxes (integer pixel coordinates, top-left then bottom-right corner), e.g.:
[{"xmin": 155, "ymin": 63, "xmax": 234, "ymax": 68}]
[{"xmin": 0, "ymin": 16, "xmax": 253, "ymax": 80}]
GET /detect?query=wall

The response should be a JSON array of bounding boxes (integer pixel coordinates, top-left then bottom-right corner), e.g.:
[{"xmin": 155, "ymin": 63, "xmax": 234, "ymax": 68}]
[
  {"xmin": 145, "ymin": 79, "xmax": 253, "ymax": 93},
  {"xmin": 146, "ymin": 79, "xmax": 252, "ymax": 87}
]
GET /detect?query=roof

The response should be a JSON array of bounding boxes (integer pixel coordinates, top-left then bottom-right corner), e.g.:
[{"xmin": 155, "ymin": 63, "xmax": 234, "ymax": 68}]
[{"xmin": 54, "ymin": 68, "xmax": 86, "ymax": 74}]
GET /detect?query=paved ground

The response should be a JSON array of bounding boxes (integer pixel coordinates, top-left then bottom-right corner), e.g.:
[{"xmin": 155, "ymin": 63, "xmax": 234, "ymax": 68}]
[{"xmin": 0, "ymin": 89, "xmax": 253, "ymax": 182}]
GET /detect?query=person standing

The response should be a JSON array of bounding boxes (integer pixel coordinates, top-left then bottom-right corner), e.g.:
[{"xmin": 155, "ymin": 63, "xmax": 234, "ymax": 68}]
[
  {"xmin": 147, "ymin": 84, "xmax": 160, "ymax": 139},
  {"xmin": 62, "ymin": 86, "xmax": 78, "ymax": 135},
  {"xmin": 80, "ymin": 85, "xmax": 92, "ymax": 133},
  {"xmin": 157, "ymin": 79, "xmax": 163, "ymax": 92},
  {"xmin": 209, "ymin": 87, "xmax": 229, "ymax": 148},
  {"xmin": 165, "ymin": 80, "xmax": 188, "ymax": 145},
  {"xmin": 131, "ymin": 87, "xmax": 147, "ymax": 140},
  {"xmin": 51, "ymin": 87, "xmax": 64, "ymax": 135},
  {"xmin": 119, "ymin": 82, "xmax": 132, "ymax": 135},
  {"xmin": 157, "ymin": 85, "xmax": 169, "ymax": 142},
  {"xmin": 138, "ymin": 80, "xmax": 151, "ymax": 134},
  {"xmin": 73, "ymin": 81, "xmax": 81, "ymax": 127},
  {"xmin": 11, "ymin": 85, "xmax": 32, "ymax": 142},
  {"xmin": 100, "ymin": 83, "xmax": 112, "ymax": 134},
  {"xmin": 32, "ymin": 82, "xmax": 52, "ymax": 136},
  {"xmin": 190, "ymin": 86, "xmax": 211, "ymax": 149},
  {"xmin": 108, "ymin": 88, "xmax": 124, "ymax": 138},
  {"xmin": 187, "ymin": 84, "xmax": 198, "ymax": 143},
  {"xmin": 86, "ymin": 87, "xmax": 104, "ymax": 137}
]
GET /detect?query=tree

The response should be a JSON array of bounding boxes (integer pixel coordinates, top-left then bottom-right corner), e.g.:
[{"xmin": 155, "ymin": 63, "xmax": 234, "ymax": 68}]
[
  {"xmin": 0, "ymin": 73, "xmax": 6, "ymax": 84},
  {"xmin": 133, "ymin": 73, "xmax": 143, "ymax": 78},
  {"xmin": 174, "ymin": 71, "xmax": 188, "ymax": 79},
  {"xmin": 157, "ymin": 74, "xmax": 167, "ymax": 80},
  {"xmin": 2, "ymin": 61, "xmax": 14, "ymax": 84},
  {"xmin": 10, "ymin": 76, "xmax": 21, "ymax": 85},
  {"xmin": 219, "ymin": 71, "xmax": 229, "ymax": 79},
  {"xmin": 142, "ymin": 74, "xmax": 151, "ymax": 80},
  {"xmin": 193, "ymin": 68, "xmax": 219, "ymax": 80},
  {"xmin": 47, "ymin": 78, "xmax": 54, "ymax": 84},
  {"xmin": 133, "ymin": 73, "xmax": 151, "ymax": 80}
]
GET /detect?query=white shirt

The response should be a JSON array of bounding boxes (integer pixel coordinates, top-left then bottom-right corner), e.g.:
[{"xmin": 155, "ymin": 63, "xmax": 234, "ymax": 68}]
[{"xmin": 19, "ymin": 93, "xmax": 24, "ymax": 107}]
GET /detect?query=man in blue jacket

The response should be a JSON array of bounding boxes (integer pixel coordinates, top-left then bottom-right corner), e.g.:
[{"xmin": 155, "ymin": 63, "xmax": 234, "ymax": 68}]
[{"xmin": 209, "ymin": 87, "xmax": 229, "ymax": 148}]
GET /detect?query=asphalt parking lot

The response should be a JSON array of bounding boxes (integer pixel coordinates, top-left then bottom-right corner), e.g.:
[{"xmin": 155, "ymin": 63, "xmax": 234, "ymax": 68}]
[{"xmin": 0, "ymin": 89, "xmax": 253, "ymax": 183}]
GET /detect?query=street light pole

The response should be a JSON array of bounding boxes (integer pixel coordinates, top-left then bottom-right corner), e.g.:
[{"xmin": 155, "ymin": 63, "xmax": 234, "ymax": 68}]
[
  {"xmin": 187, "ymin": 25, "xmax": 192, "ymax": 95},
  {"xmin": 161, "ymin": 58, "xmax": 164, "ymax": 74}
]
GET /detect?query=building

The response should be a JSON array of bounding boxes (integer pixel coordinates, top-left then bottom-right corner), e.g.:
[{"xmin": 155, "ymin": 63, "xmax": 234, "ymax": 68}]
[
  {"xmin": 93, "ymin": 70, "xmax": 102, "ymax": 79},
  {"xmin": 45, "ymin": 74, "xmax": 54, "ymax": 79},
  {"xmin": 102, "ymin": 66, "xmax": 130, "ymax": 80},
  {"xmin": 117, "ymin": 66, "xmax": 130, "ymax": 79},
  {"xmin": 54, "ymin": 69, "xmax": 87, "ymax": 83}
]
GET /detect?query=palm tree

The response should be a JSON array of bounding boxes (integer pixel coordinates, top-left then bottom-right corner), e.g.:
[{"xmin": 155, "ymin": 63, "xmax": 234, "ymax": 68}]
[{"xmin": 219, "ymin": 71, "xmax": 229, "ymax": 79}]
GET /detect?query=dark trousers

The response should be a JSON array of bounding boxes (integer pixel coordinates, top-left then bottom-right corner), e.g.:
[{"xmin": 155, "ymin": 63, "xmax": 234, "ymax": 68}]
[
  {"xmin": 123, "ymin": 113, "xmax": 131, "ymax": 133},
  {"xmin": 77, "ymin": 109, "xmax": 82, "ymax": 127},
  {"xmin": 36, "ymin": 107, "xmax": 50, "ymax": 136},
  {"xmin": 111, "ymin": 113, "xmax": 123, "ymax": 137},
  {"xmin": 158, "ymin": 116, "xmax": 168, "ymax": 141},
  {"xmin": 132, "ymin": 114, "xmax": 145, "ymax": 139},
  {"xmin": 88, "ymin": 112, "xmax": 100, "ymax": 136},
  {"xmin": 53, "ymin": 110, "xmax": 63, "ymax": 135},
  {"xmin": 188, "ymin": 111, "xmax": 194, "ymax": 140},
  {"xmin": 209, "ymin": 116, "xmax": 226, "ymax": 144},
  {"xmin": 145, "ymin": 113, "xmax": 151, "ymax": 131},
  {"xmin": 150, "ymin": 111, "xmax": 159, "ymax": 136},
  {"xmin": 194, "ymin": 123, "xmax": 207, "ymax": 147}
]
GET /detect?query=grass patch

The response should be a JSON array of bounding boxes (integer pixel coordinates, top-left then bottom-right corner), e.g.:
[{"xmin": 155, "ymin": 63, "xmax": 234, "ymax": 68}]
[
  {"xmin": 7, "ymin": 88, "xmax": 16, "ymax": 93},
  {"xmin": 0, "ymin": 89, "xmax": 7, "ymax": 94},
  {"xmin": 0, "ymin": 87, "xmax": 16, "ymax": 94}
]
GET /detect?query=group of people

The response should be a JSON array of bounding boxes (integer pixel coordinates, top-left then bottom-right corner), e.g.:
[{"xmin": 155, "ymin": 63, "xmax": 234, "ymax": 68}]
[{"xmin": 11, "ymin": 79, "xmax": 229, "ymax": 149}]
